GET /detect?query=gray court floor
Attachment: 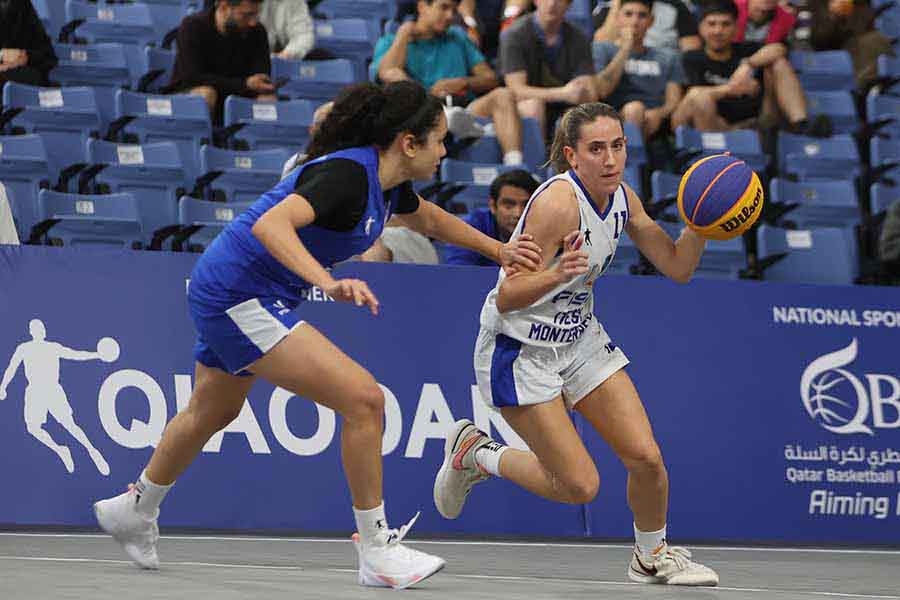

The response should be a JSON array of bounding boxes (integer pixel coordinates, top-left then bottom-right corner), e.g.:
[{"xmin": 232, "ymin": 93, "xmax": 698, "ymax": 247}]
[{"xmin": 0, "ymin": 532, "xmax": 897, "ymax": 599}]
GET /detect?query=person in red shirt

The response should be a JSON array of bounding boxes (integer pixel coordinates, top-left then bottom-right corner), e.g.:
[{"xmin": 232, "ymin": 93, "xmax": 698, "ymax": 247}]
[{"xmin": 734, "ymin": 0, "xmax": 796, "ymax": 44}]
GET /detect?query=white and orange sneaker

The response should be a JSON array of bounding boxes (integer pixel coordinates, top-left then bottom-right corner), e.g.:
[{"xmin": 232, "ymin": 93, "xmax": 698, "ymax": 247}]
[
  {"xmin": 351, "ymin": 513, "xmax": 445, "ymax": 590},
  {"xmin": 433, "ymin": 419, "xmax": 494, "ymax": 519},
  {"xmin": 628, "ymin": 544, "xmax": 719, "ymax": 586},
  {"xmin": 93, "ymin": 487, "xmax": 160, "ymax": 570}
]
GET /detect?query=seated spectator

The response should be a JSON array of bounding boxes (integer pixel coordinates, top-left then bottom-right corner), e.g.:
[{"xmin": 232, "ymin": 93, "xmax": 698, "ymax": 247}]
[
  {"xmin": 443, "ymin": 169, "xmax": 539, "ymax": 265},
  {"xmin": 168, "ymin": 0, "xmax": 275, "ymax": 123},
  {"xmin": 592, "ymin": 0, "xmax": 684, "ymax": 139},
  {"xmin": 360, "ymin": 221, "xmax": 440, "ymax": 263},
  {"xmin": 734, "ymin": 0, "xmax": 796, "ymax": 44},
  {"xmin": 672, "ymin": 0, "xmax": 828, "ymax": 134},
  {"xmin": 593, "ymin": 0, "xmax": 701, "ymax": 51},
  {"xmin": 259, "ymin": 0, "xmax": 315, "ymax": 60},
  {"xmin": 0, "ymin": 0, "xmax": 57, "ymax": 88},
  {"xmin": 804, "ymin": 0, "xmax": 891, "ymax": 87},
  {"xmin": 373, "ymin": 0, "xmax": 525, "ymax": 166},
  {"xmin": 499, "ymin": 0, "xmax": 597, "ymax": 137},
  {"xmin": 0, "ymin": 182, "xmax": 19, "ymax": 245}
]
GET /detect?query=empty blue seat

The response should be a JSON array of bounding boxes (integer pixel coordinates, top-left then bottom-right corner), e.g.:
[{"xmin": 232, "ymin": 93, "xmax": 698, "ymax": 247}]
[
  {"xmin": 867, "ymin": 93, "xmax": 900, "ymax": 139},
  {"xmin": 32, "ymin": 0, "xmax": 66, "ymax": 40},
  {"xmin": 804, "ymin": 91, "xmax": 858, "ymax": 135},
  {"xmin": 656, "ymin": 219, "xmax": 746, "ymax": 279},
  {"xmin": 789, "ymin": 50, "xmax": 855, "ymax": 91},
  {"xmin": 138, "ymin": 47, "xmax": 177, "ymax": 93},
  {"xmin": 650, "ymin": 170, "xmax": 681, "ymax": 218},
  {"xmin": 757, "ymin": 225, "xmax": 858, "ymax": 285},
  {"xmin": 876, "ymin": 11, "xmax": 900, "ymax": 39},
  {"xmin": 0, "ymin": 134, "xmax": 51, "ymax": 240},
  {"xmin": 769, "ymin": 177, "xmax": 860, "ymax": 228},
  {"xmin": 776, "ymin": 132, "xmax": 861, "ymax": 181},
  {"xmin": 317, "ymin": 0, "xmax": 395, "ymax": 23},
  {"xmin": 313, "ymin": 18, "xmax": 380, "ymax": 80},
  {"xmin": 198, "ymin": 145, "xmax": 291, "ymax": 203},
  {"xmin": 175, "ymin": 196, "xmax": 251, "ymax": 251},
  {"xmin": 871, "ymin": 182, "xmax": 899, "ymax": 214},
  {"xmin": 623, "ymin": 121, "xmax": 646, "ymax": 168},
  {"xmin": 272, "ymin": 58, "xmax": 355, "ymax": 102},
  {"xmin": 566, "ymin": 0, "xmax": 593, "ymax": 38},
  {"xmin": 223, "ymin": 96, "xmax": 316, "ymax": 151},
  {"xmin": 521, "ymin": 117, "xmax": 545, "ymax": 171},
  {"xmin": 63, "ymin": 0, "xmax": 157, "ymax": 47},
  {"xmin": 113, "ymin": 89, "xmax": 212, "ymax": 182},
  {"xmin": 440, "ymin": 159, "xmax": 521, "ymax": 185},
  {"xmin": 34, "ymin": 189, "xmax": 143, "ymax": 247},
  {"xmin": 870, "ymin": 137, "xmax": 900, "ymax": 183},
  {"xmin": 877, "ymin": 53, "xmax": 900, "ymax": 80},
  {"xmin": 1, "ymin": 82, "xmax": 99, "ymax": 188},
  {"xmin": 84, "ymin": 138, "xmax": 187, "ymax": 245},
  {"xmin": 675, "ymin": 126, "xmax": 768, "ymax": 172}
]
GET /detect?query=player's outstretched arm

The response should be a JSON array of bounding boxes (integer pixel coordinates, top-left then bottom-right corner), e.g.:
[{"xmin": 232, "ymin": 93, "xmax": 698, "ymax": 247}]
[
  {"xmin": 623, "ymin": 184, "xmax": 705, "ymax": 283},
  {"xmin": 496, "ymin": 182, "xmax": 587, "ymax": 313},
  {"xmin": 0, "ymin": 346, "xmax": 24, "ymax": 400},
  {"xmin": 58, "ymin": 346, "xmax": 102, "ymax": 361},
  {"xmin": 395, "ymin": 197, "xmax": 542, "ymax": 271}
]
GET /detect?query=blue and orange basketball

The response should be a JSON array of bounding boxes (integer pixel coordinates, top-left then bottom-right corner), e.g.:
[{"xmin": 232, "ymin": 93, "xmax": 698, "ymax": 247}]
[{"xmin": 677, "ymin": 154, "xmax": 764, "ymax": 241}]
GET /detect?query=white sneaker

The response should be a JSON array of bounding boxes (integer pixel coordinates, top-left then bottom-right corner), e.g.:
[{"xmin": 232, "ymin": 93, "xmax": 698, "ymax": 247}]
[
  {"xmin": 628, "ymin": 544, "xmax": 719, "ymax": 586},
  {"xmin": 352, "ymin": 513, "xmax": 445, "ymax": 590},
  {"xmin": 444, "ymin": 106, "xmax": 484, "ymax": 140},
  {"xmin": 433, "ymin": 419, "xmax": 493, "ymax": 519},
  {"xmin": 93, "ymin": 488, "xmax": 160, "ymax": 569}
]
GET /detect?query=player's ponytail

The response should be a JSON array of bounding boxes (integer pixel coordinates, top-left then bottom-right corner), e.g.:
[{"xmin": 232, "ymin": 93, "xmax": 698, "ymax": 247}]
[
  {"xmin": 303, "ymin": 81, "xmax": 443, "ymax": 163},
  {"xmin": 546, "ymin": 102, "xmax": 625, "ymax": 174}
]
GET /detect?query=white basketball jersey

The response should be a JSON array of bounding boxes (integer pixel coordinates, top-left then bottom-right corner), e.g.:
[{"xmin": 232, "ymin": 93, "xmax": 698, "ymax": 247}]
[{"xmin": 479, "ymin": 171, "xmax": 630, "ymax": 348}]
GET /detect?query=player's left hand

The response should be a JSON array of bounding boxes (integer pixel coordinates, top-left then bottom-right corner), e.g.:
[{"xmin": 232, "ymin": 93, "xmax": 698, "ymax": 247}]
[{"xmin": 500, "ymin": 233, "xmax": 542, "ymax": 274}]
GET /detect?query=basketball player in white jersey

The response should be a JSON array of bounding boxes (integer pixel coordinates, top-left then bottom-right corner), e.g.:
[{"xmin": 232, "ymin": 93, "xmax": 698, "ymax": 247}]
[{"xmin": 433, "ymin": 102, "xmax": 719, "ymax": 586}]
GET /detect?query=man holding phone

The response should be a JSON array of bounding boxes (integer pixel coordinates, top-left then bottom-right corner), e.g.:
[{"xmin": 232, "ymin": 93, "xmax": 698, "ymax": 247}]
[{"xmin": 168, "ymin": 0, "xmax": 276, "ymax": 123}]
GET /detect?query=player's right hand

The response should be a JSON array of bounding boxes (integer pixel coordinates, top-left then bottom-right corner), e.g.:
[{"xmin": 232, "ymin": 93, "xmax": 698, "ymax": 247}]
[
  {"xmin": 554, "ymin": 230, "xmax": 589, "ymax": 281},
  {"xmin": 324, "ymin": 279, "xmax": 380, "ymax": 315},
  {"xmin": 0, "ymin": 388, "xmax": 6, "ymax": 401}
]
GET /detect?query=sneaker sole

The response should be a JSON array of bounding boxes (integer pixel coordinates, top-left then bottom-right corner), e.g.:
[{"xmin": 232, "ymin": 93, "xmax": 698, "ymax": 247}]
[
  {"xmin": 433, "ymin": 419, "xmax": 475, "ymax": 519},
  {"xmin": 359, "ymin": 559, "xmax": 446, "ymax": 590},
  {"xmin": 627, "ymin": 566, "xmax": 718, "ymax": 586}
]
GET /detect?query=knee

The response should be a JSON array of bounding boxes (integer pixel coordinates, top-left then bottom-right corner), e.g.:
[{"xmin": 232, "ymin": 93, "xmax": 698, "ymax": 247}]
[
  {"xmin": 621, "ymin": 101, "xmax": 646, "ymax": 124},
  {"xmin": 623, "ymin": 445, "xmax": 667, "ymax": 480},
  {"xmin": 191, "ymin": 398, "xmax": 243, "ymax": 433},
  {"xmin": 491, "ymin": 87, "xmax": 516, "ymax": 109},
  {"xmin": 191, "ymin": 85, "xmax": 218, "ymax": 108},
  {"xmin": 343, "ymin": 378, "xmax": 385, "ymax": 422},
  {"xmin": 770, "ymin": 56, "xmax": 792, "ymax": 76},
  {"xmin": 518, "ymin": 98, "xmax": 544, "ymax": 120},
  {"xmin": 560, "ymin": 468, "xmax": 600, "ymax": 504}
]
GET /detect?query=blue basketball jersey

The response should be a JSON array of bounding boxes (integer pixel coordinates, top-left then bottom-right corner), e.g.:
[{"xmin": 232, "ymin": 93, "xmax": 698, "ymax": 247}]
[{"xmin": 191, "ymin": 146, "xmax": 396, "ymax": 302}]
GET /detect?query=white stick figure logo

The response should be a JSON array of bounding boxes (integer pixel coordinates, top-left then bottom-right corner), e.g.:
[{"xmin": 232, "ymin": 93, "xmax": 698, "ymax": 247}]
[{"xmin": 0, "ymin": 319, "xmax": 117, "ymax": 475}]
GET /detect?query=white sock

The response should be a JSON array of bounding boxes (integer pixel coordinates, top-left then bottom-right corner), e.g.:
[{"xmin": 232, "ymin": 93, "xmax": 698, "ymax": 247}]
[
  {"xmin": 634, "ymin": 523, "xmax": 667, "ymax": 561},
  {"xmin": 473, "ymin": 442, "xmax": 508, "ymax": 477},
  {"xmin": 353, "ymin": 502, "xmax": 387, "ymax": 545},
  {"xmin": 133, "ymin": 470, "xmax": 172, "ymax": 517},
  {"xmin": 503, "ymin": 150, "xmax": 524, "ymax": 166}
]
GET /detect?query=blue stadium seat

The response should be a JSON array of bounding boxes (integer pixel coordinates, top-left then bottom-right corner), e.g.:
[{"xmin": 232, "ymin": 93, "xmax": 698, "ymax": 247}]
[
  {"xmin": 271, "ymin": 58, "xmax": 355, "ymax": 102},
  {"xmin": 521, "ymin": 117, "xmax": 546, "ymax": 171},
  {"xmin": 198, "ymin": 145, "xmax": 291, "ymax": 203},
  {"xmin": 804, "ymin": 91, "xmax": 858, "ymax": 135},
  {"xmin": 137, "ymin": 47, "xmax": 176, "ymax": 94},
  {"xmin": 1, "ymin": 82, "xmax": 99, "ymax": 189},
  {"xmin": 870, "ymin": 137, "xmax": 900, "ymax": 183},
  {"xmin": 867, "ymin": 93, "xmax": 900, "ymax": 139},
  {"xmin": 875, "ymin": 11, "xmax": 900, "ymax": 39},
  {"xmin": 650, "ymin": 170, "xmax": 681, "ymax": 218},
  {"xmin": 175, "ymin": 196, "xmax": 251, "ymax": 251},
  {"xmin": 34, "ymin": 189, "xmax": 143, "ymax": 248},
  {"xmin": 440, "ymin": 159, "xmax": 521, "ymax": 185},
  {"xmin": 789, "ymin": 50, "xmax": 855, "ymax": 91},
  {"xmin": 317, "ymin": 0, "xmax": 395, "ymax": 22},
  {"xmin": 0, "ymin": 134, "xmax": 51, "ymax": 240},
  {"xmin": 877, "ymin": 54, "xmax": 900, "ymax": 78},
  {"xmin": 144, "ymin": 2, "xmax": 192, "ymax": 45},
  {"xmin": 223, "ymin": 96, "xmax": 316, "ymax": 151},
  {"xmin": 566, "ymin": 0, "xmax": 593, "ymax": 39},
  {"xmin": 113, "ymin": 89, "xmax": 212, "ymax": 182},
  {"xmin": 675, "ymin": 126, "xmax": 768, "ymax": 172},
  {"xmin": 623, "ymin": 121, "xmax": 646, "ymax": 168},
  {"xmin": 757, "ymin": 225, "xmax": 858, "ymax": 285},
  {"xmin": 657, "ymin": 219, "xmax": 746, "ymax": 279},
  {"xmin": 871, "ymin": 182, "xmax": 899, "ymax": 214},
  {"xmin": 32, "ymin": 0, "xmax": 66, "ymax": 40},
  {"xmin": 84, "ymin": 138, "xmax": 187, "ymax": 246},
  {"xmin": 776, "ymin": 132, "xmax": 861, "ymax": 181},
  {"xmin": 769, "ymin": 177, "xmax": 860, "ymax": 228},
  {"xmin": 313, "ymin": 18, "xmax": 380, "ymax": 80},
  {"xmin": 63, "ymin": 1, "xmax": 157, "ymax": 47}
]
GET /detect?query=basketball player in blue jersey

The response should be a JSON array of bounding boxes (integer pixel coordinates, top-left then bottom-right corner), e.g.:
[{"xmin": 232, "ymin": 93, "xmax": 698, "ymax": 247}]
[
  {"xmin": 433, "ymin": 102, "xmax": 720, "ymax": 586},
  {"xmin": 93, "ymin": 81, "xmax": 542, "ymax": 590}
]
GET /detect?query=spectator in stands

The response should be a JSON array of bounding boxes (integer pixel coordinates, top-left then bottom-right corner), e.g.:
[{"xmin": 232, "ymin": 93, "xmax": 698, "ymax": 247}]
[
  {"xmin": 168, "ymin": 0, "xmax": 275, "ymax": 123},
  {"xmin": 373, "ymin": 0, "xmax": 526, "ymax": 166},
  {"xmin": 443, "ymin": 169, "xmax": 539, "ymax": 265},
  {"xmin": 881, "ymin": 200, "xmax": 900, "ymax": 282},
  {"xmin": 259, "ymin": 0, "xmax": 315, "ymax": 60},
  {"xmin": 672, "ymin": 0, "xmax": 829, "ymax": 135},
  {"xmin": 734, "ymin": 0, "xmax": 796, "ymax": 44},
  {"xmin": 360, "ymin": 223, "xmax": 441, "ymax": 263},
  {"xmin": 803, "ymin": 0, "xmax": 891, "ymax": 87},
  {"xmin": 593, "ymin": 0, "xmax": 701, "ymax": 51},
  {"xmin": 592, "ymin": 0, "xmax": 684, "ymax": 139},
  {"xmin": 0, "ymin": 0, "xmax": 57, "ymax": 88},
  {"xmin": 499, "ymin": 0, "xmax": 597, "ymax": 137},
  {"xmin": 0, "ymin": 182, "xmax": 19, "ymax": 245}
]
